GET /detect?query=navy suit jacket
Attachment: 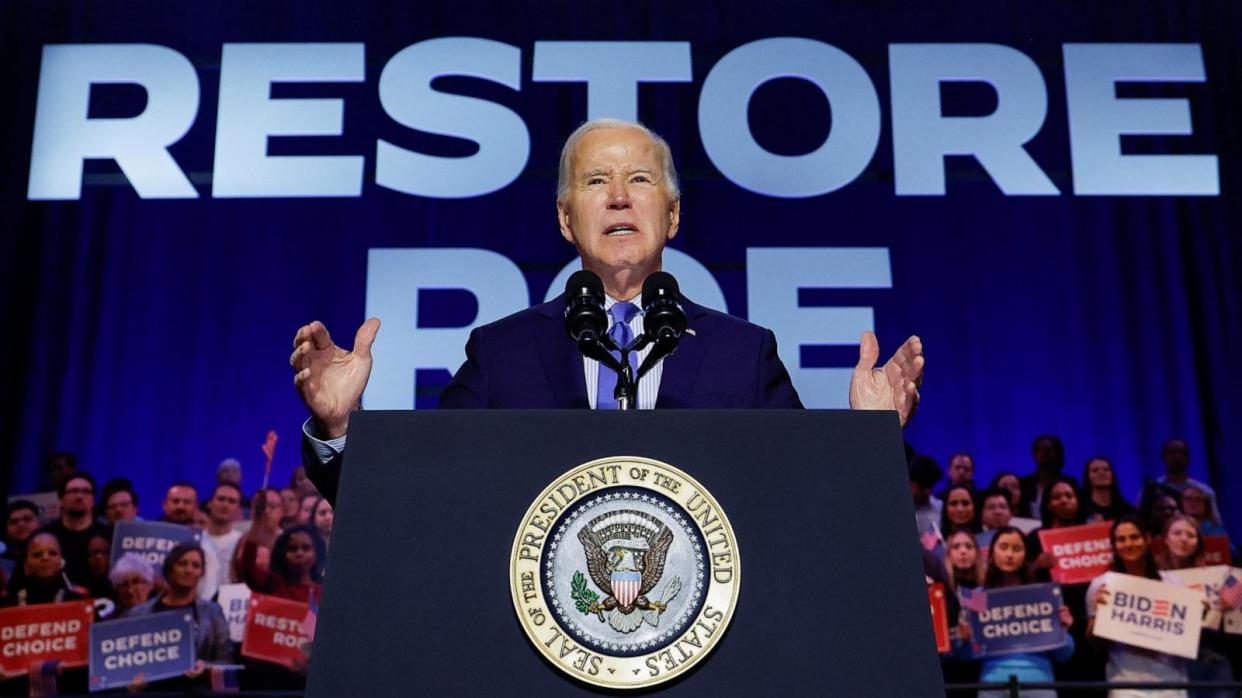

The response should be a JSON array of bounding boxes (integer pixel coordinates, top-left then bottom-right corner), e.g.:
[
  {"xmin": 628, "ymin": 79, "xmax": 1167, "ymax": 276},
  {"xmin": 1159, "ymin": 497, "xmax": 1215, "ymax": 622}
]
[{"xmin": 305, "ymin": 295, "xmax": 802, "ymax": 501}]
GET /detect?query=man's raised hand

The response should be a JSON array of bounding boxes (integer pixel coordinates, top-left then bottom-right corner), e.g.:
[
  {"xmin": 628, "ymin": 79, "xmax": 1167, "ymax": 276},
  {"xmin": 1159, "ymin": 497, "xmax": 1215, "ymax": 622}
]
[
  {"xmin": 849, "ymin": 331, "xmax": 924, "ymax": 428},
  {"xmin": 291, "ymin": 318, "xmax": 380, "ymax": 439}
]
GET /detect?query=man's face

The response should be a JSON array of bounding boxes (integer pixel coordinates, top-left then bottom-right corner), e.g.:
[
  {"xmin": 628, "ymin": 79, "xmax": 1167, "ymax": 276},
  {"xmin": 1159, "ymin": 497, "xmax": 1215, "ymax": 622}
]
[
  {"xmin": 981, "ymin": 495, "xmax": 1011, "ymax": 529},
  {"xmin": 1032, "ymin": 439, "xmax": 1059, "ymax": 470},
  {"xmin": 105, "ymin": 491, "xmax": 137, "ymax": 523},
  {"xmin": 208, "ymin": 486, "xmax": 241, "ymax": 525},
  {"xmin": 948, "ymin": 455, "xmax": 973, "ymax": 484},
  {"xmin": 218, "ymin": 464, "xmax": 241, "ymax": 486},
  {"xmin": 61, "ymin": 477, "xmax": 94, "ymax": 517},
  {"xmin": 1162, "ymin": 440, "xmax": 1190, "ymax": 475},
  {"xmin": 46, "ymin": 457, "xmax": 76, "ymax": 489},
  {"xmin": 6, "ymin": 508, "xmax": 39, "ymax": 543},
  {"xmin": 163, "ymin": 485, "xmax": 198, "ymax": 525},
  {"xmin": 557, "ymin": 127, "xmax": 680, "ymax": 290}
]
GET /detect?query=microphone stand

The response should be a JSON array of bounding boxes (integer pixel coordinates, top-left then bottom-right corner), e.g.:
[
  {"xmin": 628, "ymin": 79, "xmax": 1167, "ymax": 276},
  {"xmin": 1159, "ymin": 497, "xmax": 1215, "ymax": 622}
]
[{"xmin": 608, "ymin": 336, "xmax": 646, "ymax": 411}]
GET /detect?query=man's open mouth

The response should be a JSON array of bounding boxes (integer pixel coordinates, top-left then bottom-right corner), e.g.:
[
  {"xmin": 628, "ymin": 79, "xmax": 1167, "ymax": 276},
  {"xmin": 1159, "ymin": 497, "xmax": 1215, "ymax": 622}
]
[{"xmin": 605, "ymin": 224, "xmax": 638, "ymax": 236}]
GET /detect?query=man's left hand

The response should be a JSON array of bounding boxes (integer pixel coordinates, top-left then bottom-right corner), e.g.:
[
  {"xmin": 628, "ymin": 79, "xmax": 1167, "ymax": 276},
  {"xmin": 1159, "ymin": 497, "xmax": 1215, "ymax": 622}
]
[{"xmin": 849, "ymin": 331, "xmax": 924, "ymax": 428}]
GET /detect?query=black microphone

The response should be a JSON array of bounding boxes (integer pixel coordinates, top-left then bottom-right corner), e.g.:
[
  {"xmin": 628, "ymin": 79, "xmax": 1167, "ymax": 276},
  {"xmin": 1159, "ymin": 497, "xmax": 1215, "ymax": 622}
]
[
  {"xmin": 636, "ymin": 271, "xmax": 686, "ymax": 379},
  {"xmin": 563, "ymin": 270, "xmax": 620, "ymax": 371},
  {"xmin": 564, "ymin": 270, "xmax": 607, "ymax": 343},
  {"xmin": 641, "ymin": 271, "xmax": 686, "ymax": 343}
]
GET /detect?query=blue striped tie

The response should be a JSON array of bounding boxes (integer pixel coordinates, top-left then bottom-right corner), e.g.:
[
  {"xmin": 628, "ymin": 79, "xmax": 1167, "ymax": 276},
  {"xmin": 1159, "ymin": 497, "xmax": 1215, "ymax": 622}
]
[{"xmin": 596, "ymin": 302, "xmax": 640, "ymax": 409}]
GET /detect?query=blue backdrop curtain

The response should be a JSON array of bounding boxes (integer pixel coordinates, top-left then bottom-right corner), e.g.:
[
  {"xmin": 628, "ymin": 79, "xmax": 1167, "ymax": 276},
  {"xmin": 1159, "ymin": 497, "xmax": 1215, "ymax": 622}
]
[{"xmin": 1, "ymin": 0, "xmax": 1239, "ymax": 535}]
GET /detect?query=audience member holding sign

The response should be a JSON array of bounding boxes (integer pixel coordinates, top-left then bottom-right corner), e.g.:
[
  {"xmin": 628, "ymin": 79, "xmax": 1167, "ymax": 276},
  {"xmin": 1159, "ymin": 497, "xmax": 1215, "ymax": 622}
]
[
  {"xmin": 0, "ymin": 533, "xmax": 86, "ymax": 608},
  {"xmin": 123, "ymin": 543, "xmax": 232, "ymax": 692},
  {"xmin": 956, "ymin": 527, "xmax": 1075, "ymax": 698},
  {"xmin": 1154, "ymin": 514, "xmax": 1238, "ymax": 697},
  {"xmin": 1086, "ymin": 516, "xmax": 1193, "ymax": 698}
]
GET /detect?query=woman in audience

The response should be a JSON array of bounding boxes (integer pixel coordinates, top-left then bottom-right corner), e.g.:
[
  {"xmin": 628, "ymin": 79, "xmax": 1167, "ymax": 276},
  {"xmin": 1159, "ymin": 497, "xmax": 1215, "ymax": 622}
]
[
  {"xmin": 944, "ymin": 529, "xmax": 985, "ymax": 594},
  {"xmin": 1080, "ymin": 457, "xmax": 1135, "ymax": 523},
  {"xmin": 297, "ymin": 493, "xmax": 319, "ymax": 525},
  {"xmin": 1, "ymin": 532, "xmax": 85, "ymax": 606},
  {"xmin": 958, "ymin": 526, "xmax": 1075, "ymax": 697},
  {"xmin": 126, "ymin": 543, "xmax": 233, "ymax": 691},
  {"xmin": 1025, "ymin": 476, "xmax": 1098, "ymax": 689},
  {"xmin": 237, "ymin": 525, "xmax": 326, "ymax": 690},
  {"xmin": 1154, "ymin": 514, "xmax": 1237, "ymax": 698},
  {"xmin": 0, "ymin": 534, "xmax": 89, "ymax": 698},
  {"xmin": 239, "ymin": 524, "xmax": 326, "ymax": 603},
  {"xmin": 81, "ymin": 530, "xmax": 116, "ymax": 603},
  {"xmin": 940, "ymin": 484, "xmax": 982, "ymax": 536},
  {"xmin": 990, "ymin": 472, "xmax": 1033, "ymax": 518},
  {"xmin": 311, "ymin": 497, "xmax": 334, "ymax": 549},
  {"xmin": 234, "ymin": 487, "xmax": 283, "ymax": 583},
  {"xmin": 1086, "ymin": 515, "xmax": 1189, "ymax": 698},
  {"xmin": 109, "ymin": 552, "xmax": 157, "ymax": 615},
  {"xmin": 1028, "ymin": 477, "xmax": 1088, "ymax": 576},
  {"xmin": 1181, "ymin": 485, "xmax": 1228, "ymax": 539},
  {"xmin": 280, "ymin": 487, "xmax": 301, "ymax": 528}
]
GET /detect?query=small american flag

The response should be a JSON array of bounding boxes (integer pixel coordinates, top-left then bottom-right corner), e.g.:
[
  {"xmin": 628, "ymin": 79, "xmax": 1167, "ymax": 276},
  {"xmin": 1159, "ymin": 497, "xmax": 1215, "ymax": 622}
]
[
  {"xmin": 260, "ymin": 430, "xmax": 278, "ymax": 489},
  {"xmin": 303, "ymin": 588, "xmax": 320, "ymax": 641},
  {"xmin": 28, "ymin": 659, "xmax": 60, "ymax": 697},
  {"xmin": 209, "ymin": 664, "xmax": 242, "ymax": 692},
  {"xmin": 960, "ymin": 587, "xmax": 988, "ymax": 614},
  {"xmin": 1221, "ymin": 575, "xmax": 1242, "ymax": 608}
]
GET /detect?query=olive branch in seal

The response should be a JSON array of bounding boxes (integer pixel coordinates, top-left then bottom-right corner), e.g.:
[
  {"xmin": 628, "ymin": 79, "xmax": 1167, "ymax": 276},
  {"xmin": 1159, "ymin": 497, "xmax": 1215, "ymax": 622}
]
[{"xmin": 571, "ymin": 571, "xmax": 598, "ymax": 614}]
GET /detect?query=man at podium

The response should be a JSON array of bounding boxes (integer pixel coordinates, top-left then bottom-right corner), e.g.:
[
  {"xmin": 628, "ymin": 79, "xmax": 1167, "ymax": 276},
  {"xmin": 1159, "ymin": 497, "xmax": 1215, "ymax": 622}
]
[{"xmin": 289, "ymin": 118, "xmax": 924, "ymax": 501}]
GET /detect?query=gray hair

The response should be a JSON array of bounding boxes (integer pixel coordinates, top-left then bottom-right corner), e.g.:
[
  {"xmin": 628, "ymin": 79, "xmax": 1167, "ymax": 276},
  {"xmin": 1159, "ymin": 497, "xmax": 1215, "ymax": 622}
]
[
  {"xmin": 108, "ymin": 552, "xmax": 155, "ymax": 586},
  {"xmin": 217, "ymin": 457, "xmax": 241, "ymax": 474},
  {"xmin": 556, "ymin": 118, "xmax": 680, "ymax": 203}
]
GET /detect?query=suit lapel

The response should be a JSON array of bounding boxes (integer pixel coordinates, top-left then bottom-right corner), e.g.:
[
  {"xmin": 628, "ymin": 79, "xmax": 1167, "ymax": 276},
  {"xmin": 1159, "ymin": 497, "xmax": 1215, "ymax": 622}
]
[
  {"xmin": 655, "ymin": 298, "xmax": 708, "ymax": 408},
  {"xmin": 534, "ymin": 296, "xmax": 589, "ymax": 408}
]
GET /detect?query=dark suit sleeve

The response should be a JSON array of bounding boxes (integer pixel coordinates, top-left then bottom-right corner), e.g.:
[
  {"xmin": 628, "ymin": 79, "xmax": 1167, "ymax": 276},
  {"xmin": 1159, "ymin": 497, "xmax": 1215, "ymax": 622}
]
[
  {"xmin": 303, "ymin": 433, "xmax": 342, "ymax": 506},
  {"xmin": 756, "ymin": 329, "xmax": 804, "ymax": 408},
  {"xmin": 439, "ymin": 326, "xmax": 488, "ymax": 409}
]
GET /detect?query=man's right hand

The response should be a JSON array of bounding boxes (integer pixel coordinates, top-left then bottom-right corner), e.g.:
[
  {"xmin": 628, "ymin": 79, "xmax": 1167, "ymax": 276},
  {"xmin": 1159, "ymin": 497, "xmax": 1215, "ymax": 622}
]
[{"xmin": 290, "ymin": 319, "xmax": 380, "ymax": 439}]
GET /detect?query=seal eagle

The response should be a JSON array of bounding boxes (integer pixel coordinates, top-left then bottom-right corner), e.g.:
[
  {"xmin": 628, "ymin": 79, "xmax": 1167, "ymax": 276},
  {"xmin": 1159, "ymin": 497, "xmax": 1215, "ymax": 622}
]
[{"xmin": 577, "ymin": 509, "xmax": 674, "ymax": 628}]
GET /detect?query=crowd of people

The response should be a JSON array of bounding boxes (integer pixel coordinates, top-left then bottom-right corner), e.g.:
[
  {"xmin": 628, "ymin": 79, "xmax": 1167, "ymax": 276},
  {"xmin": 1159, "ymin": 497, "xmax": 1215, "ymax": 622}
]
[
  {"xmin": 0, "ymin": 434, "xmax": 1237, "ymax": 696},
  {"xmin": 0, "ymin": 455, "xmax": 333, "ymax": 694},
  {"xmin": 913, "ymin": 437, "xmax": 1240, "ymax": 697}
]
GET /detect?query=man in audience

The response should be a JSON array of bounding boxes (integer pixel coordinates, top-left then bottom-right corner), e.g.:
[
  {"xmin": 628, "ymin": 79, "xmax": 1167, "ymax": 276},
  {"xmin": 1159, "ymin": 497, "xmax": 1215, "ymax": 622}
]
[
  {"xmin": 3, "ymin": 501, "xmax": 41, "ymax": 562},
  {"xmin": 161, "ymin": 482, "xmax": 224, "ymax": 600},
  {"xmin": 40, "ymin": 451, "xmax": 79, "ymax": 492},
  {"xmin": 1020, "ymin": 434, "xmax": 1077, "ymax": 517},
  {"xmin": 38, "ymin": 472, "xmax": 111, "ymax": 586},
  {"xmin": 101, "ymin": 478, "xmax": 140, "ymax": 523},
  {"xmin": 909, "ymin": 455, "xmax": 944, "ymax": 534},
  {"xmin": 979, "ymin": 487, "xmax": 1013, "ymax": 531},
  {"xmin": 1139, "ymin": 438, "xmax": 1223, "ymax": 524},
  {"xmin": 217, "ymin": 458, "xmax": 250, "ymax": 513},
  {"xmin": 936, "ymin": 451, "xmax": 975, "ymax": 501},
  {"xmin": 205, "ymin": 482, "xmax": 245, "ymax": 583}
]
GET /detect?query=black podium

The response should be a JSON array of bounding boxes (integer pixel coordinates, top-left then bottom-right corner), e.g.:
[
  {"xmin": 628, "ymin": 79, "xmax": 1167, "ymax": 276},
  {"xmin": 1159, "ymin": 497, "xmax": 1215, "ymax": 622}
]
[{"xmin": 305, "ymin": 410, "xmax": 944, "ymax": 696}]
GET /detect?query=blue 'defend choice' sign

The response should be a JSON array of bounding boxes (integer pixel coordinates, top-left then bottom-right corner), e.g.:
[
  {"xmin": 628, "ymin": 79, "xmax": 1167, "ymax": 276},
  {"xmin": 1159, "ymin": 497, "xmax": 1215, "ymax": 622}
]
[
  {"xmin": 110, "ymin": 521, "xmax": 200, "ymax": 568},
  {"xmin": 89, "ymin": 611, "xmax": 195, "ymax": 691},
  {"xmin": 966, "ymin": 583, "xmax": 1067, "ymax": 657}
]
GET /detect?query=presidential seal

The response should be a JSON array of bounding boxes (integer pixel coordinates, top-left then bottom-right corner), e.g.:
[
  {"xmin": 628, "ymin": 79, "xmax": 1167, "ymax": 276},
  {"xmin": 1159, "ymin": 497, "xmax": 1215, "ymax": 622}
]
[{"xmin": 510, "ymin": 456, "xmax": 739, "ymax": 689}]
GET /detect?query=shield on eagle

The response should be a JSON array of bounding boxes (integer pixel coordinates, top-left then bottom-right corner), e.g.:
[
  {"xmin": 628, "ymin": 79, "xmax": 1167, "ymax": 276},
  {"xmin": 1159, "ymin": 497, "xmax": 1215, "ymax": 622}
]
[{"xmin": 613, "ymin": 570, "xmax": 642, "ymax": 607}]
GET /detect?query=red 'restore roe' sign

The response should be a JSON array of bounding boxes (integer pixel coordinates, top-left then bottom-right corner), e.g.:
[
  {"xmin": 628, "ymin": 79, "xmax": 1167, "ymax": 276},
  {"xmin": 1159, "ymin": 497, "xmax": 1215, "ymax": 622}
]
[{"xmin": 241, "ymin": 594, "xmax": 312, "ymax": 669}]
